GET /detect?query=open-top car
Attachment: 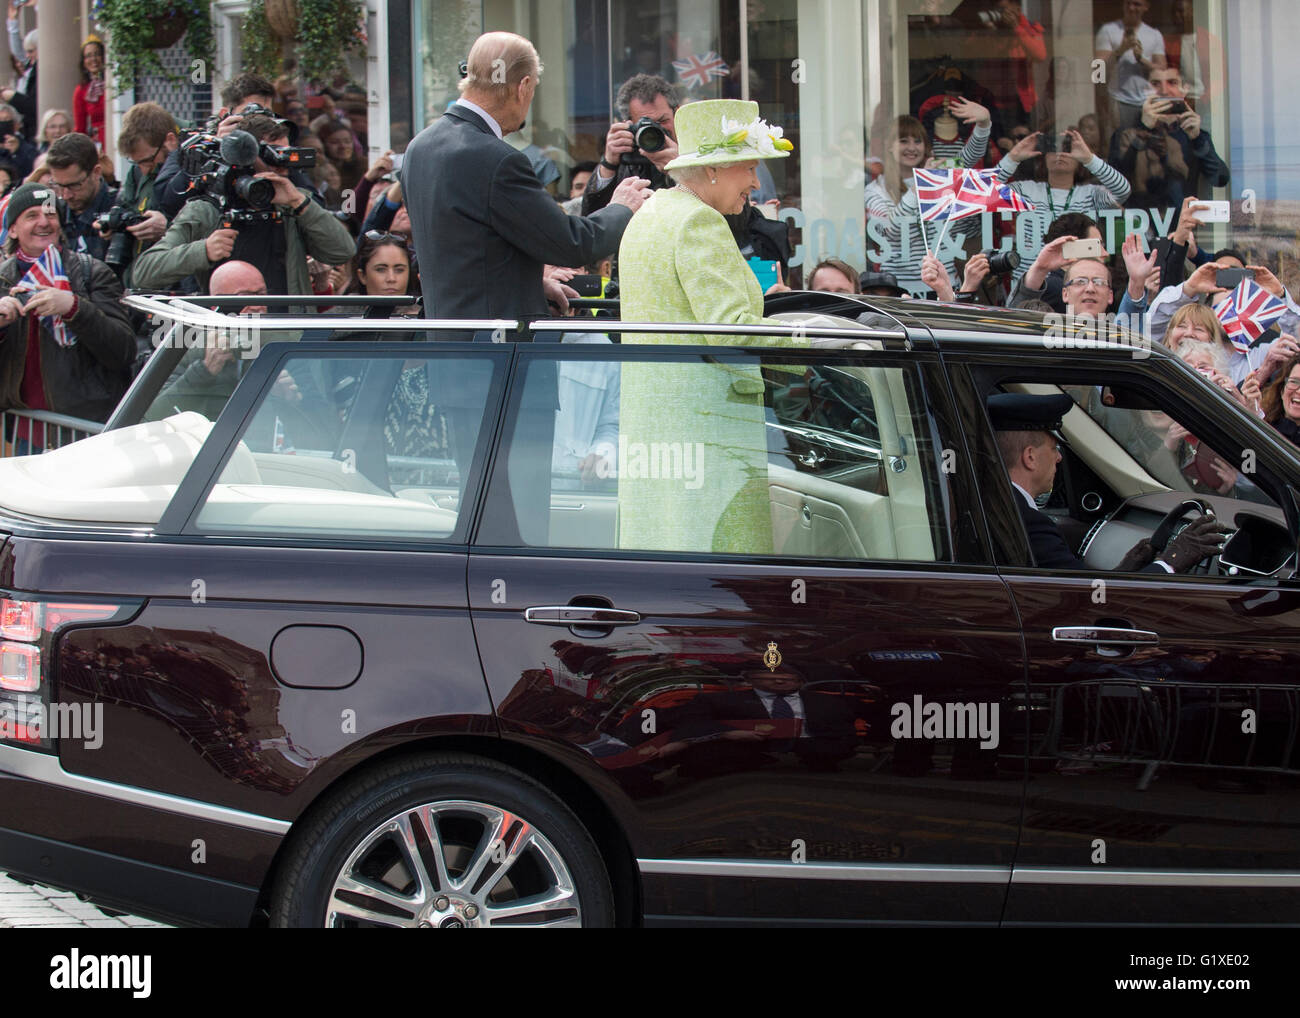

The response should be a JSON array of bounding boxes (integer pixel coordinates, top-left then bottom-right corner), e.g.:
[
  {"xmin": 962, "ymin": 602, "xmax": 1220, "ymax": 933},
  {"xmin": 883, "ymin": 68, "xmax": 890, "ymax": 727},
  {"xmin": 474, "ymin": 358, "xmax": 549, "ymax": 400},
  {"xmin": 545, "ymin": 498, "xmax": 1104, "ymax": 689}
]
[{"xmin": 0, "ymin": 292, "xmax": 1297, "ymax": 927}]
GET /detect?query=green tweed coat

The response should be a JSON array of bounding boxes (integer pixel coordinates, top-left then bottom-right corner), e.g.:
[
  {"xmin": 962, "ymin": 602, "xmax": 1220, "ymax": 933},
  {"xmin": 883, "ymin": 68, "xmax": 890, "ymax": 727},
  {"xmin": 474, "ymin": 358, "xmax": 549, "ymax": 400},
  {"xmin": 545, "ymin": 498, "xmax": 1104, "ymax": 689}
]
[{"xmin": 616, "ymin": 187, "xmax": 808, "ymax": 554}]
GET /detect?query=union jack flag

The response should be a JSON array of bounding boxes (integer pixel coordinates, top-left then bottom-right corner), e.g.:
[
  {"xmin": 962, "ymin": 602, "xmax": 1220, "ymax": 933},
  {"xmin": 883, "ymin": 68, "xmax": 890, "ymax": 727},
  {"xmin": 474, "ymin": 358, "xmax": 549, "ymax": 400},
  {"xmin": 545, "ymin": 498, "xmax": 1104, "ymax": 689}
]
[
  {"xmin": 913, "ymin": 167, "xmax": 1035, "ymax": 222},
  {"xmin": 1215, "ymin": 278, "xmax": 1287, "ymax": 351},
  {"xmin": 672, "ymin": 51, "xmax": 729, "ymax": 89},
  {"xmin": 12, "ymin": 246, "xmax": 75, "ymax": 347}
]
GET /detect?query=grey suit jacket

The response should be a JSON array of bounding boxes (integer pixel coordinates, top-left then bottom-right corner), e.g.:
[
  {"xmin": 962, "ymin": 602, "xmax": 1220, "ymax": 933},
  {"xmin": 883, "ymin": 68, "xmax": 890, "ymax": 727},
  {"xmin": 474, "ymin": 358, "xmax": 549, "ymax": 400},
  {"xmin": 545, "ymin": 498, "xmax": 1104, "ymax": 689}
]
[{"xmin": 403, "ymin": 104, "xmax": 633, "ymax": 320}]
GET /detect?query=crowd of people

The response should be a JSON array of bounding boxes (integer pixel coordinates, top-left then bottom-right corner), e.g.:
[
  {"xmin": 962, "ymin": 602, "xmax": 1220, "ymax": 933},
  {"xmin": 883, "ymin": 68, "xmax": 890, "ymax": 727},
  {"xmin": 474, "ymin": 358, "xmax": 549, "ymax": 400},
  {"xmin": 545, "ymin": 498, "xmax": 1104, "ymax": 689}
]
[{"xmin": 0, "ymin": 10, "xmax": 1294, "ymax": 469}]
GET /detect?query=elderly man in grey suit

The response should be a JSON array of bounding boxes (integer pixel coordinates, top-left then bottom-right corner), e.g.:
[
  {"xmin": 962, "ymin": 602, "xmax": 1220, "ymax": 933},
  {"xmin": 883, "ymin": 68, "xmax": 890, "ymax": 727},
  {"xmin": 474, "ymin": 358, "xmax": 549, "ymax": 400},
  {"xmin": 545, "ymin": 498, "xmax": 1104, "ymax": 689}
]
[
  {"xmin": 403, "ymin": 31, "xmax": 647, "ymax": 543},
  {"xmin": 404, "ymin": 31, "xmax": 648, "ymax": 319}
]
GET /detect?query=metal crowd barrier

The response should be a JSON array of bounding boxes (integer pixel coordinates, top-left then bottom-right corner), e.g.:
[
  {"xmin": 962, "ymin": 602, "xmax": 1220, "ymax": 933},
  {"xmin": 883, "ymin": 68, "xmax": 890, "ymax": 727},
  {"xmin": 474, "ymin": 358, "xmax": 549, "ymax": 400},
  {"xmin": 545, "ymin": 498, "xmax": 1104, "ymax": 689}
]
[
  {"xmin": 1042, "ymin": 678, "xmax": 1300, "ymax": 789},
  {"xmin": 0, "ymin": 408, "xmax": 102, "ymax": 457}
]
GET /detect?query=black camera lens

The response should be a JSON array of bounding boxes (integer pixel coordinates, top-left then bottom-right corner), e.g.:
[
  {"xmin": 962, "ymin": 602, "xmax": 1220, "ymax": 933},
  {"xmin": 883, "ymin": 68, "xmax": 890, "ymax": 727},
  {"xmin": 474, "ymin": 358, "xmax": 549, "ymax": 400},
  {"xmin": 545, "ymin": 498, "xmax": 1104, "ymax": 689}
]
[
  {"xmin": 105, "ymin": 231, "xmax": 133, "ymax": 269},
  {"xmin": 632, "ymin": 116, "xmax": 666, "ymax": 153},
  {"xmin": 984, "ymin": 250, "xmax": 1020, "ymax": 275},
  {"xmin": 233, "ymin": 174, "xmax": 275, "ymax": 209}
]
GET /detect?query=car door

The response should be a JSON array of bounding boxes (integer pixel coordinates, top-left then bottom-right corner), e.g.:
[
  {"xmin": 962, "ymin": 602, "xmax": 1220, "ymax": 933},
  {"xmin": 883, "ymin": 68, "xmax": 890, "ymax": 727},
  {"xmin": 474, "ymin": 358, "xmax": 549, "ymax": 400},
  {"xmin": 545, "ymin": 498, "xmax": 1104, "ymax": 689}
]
[
  {"xmin": 55, "ymin": 342, "xmax": 511, "ymax": 824},
  {"xmin": 467, "ymin": 332, "xmax": 1028, "ymax": 925},
  {"xmin": 953, "ymin": 352, "xmax": 1300, "ymax": 925}
]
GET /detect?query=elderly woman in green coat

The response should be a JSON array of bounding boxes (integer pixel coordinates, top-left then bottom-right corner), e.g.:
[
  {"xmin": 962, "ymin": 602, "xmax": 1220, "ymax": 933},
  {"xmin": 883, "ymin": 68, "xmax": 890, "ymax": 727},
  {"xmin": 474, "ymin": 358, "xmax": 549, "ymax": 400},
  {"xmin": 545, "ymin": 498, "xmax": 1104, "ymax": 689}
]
[{"xmin": 617, "ymin": 99, "xmax": 803, "ymax": 555}]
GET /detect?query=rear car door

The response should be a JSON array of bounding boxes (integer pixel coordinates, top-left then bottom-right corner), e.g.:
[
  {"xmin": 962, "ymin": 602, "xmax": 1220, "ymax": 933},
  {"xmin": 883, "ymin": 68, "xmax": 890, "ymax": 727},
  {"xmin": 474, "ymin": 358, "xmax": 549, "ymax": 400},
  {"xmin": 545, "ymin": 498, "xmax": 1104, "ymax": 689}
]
[
  {"xmin": 467, "ymin": 329, "xmax": 1028, "ymax": 925},
  {"xmin": 953, "ymin": 351, "xmax": 1300, "ymax": 925},
  {"xmin": 50, "ymin": 342, "xmax": 509, "ymax": 829}
]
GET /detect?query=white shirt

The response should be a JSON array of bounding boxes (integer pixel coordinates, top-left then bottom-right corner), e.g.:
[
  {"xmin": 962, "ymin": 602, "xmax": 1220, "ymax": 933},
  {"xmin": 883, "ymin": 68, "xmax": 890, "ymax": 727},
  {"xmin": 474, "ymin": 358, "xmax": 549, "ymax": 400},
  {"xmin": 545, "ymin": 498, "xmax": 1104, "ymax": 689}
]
[
  {"xmin": 1096, "ymin": 20, "xmax": 1166, "ymax": 105},
  {"xmin": 1013, "ymin": 481, "xmax": 1171, "ymax": 571},
  {"xmin": 1011, "ymin": 481, "xmax": 1039, "ymax": 511},
  {"xmin": 455, "ymin": 98, "xmax": 503, "ymax": 139},
  {"xmin": 552, "ymin": 334, "xmax": 619, "ymax": 483},
  {"xmin": 1178, "ymin": 32, "xmax": 1205, "ymax": 100}
]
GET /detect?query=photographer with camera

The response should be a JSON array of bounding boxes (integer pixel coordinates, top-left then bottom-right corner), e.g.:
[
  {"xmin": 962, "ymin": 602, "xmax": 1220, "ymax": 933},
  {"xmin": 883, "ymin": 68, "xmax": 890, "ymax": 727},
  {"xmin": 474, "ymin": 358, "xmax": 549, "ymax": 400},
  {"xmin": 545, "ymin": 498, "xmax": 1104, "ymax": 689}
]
[
  {"xmin": 1108, "ymin": 63, "xmax": 1228, "ymax": 215},
  {"xmin": 1008, "ymin": 211, "xmax": 1104, "ymax": 311},
  {"xmin": 96, "ymin": 102, "xmax": 181, "ymax": 286},
  {"xmin": 997, "ymin": 127, "xmax": 1130, "ymax": 286},
  {"xmin": 133, "ymin": 113, "xmax": 354, "ymax": 296},
  {"xmin": 45, "ymin": 132, "xmax": 116, "ymax": 261},
  {"xmin": 581, "ymin": 74, "xmax": 679, "ymax": 216},
  {"xmin": 212, "ymin": 74, "xmax": 278, "ymax": 138},
  {"xmin": 0, "ymin": 101, "xmax": 35, "ymax": 180}
]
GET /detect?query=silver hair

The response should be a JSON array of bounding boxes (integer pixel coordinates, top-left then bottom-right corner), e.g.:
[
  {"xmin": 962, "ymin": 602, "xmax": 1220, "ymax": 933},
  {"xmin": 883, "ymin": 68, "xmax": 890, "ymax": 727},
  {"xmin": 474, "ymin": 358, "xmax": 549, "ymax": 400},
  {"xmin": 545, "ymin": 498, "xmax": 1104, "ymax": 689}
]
[
  {"xmin": 1175, "ymin": 337, "xmax": 1229, "ymax": 375},
  {"xmin": 0, "ymin": 103, "xmax": 20, "ymax": 123},
  {"xmin": 667, "ymin": 165, "xmax": 711, "ymax": 186},
  {"xmin": 458, "ymin": 32, "xmax": 543, "ymax": 99}
]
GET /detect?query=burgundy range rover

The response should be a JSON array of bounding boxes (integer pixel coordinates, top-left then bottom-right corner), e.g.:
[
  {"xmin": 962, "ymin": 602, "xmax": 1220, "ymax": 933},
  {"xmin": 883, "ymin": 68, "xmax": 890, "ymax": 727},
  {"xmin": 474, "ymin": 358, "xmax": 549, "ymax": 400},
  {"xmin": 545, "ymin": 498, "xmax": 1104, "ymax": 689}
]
[{"xmin": 0, "ymin": 293, "xmax": 1296, "ymax": 927}]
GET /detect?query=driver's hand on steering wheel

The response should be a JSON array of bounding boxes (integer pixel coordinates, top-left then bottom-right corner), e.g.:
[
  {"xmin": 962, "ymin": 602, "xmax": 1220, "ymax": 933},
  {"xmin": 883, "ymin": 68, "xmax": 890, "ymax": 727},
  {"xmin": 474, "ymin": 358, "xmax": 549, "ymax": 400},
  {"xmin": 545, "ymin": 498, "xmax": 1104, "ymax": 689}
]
[{"xmin": 1161, "ymin": 515, "xmax": 1230, "ymax": 572}]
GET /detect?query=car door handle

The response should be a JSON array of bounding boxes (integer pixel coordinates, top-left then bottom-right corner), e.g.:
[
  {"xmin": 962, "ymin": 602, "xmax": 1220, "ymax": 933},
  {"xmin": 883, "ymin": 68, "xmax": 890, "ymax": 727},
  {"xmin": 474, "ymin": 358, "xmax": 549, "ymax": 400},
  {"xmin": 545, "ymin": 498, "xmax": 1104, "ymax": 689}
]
[
  {"xmin": 1052, "ymin": 626, "xmax": 1159, "ymax": 646},
  {"xmin": 524, "ymin": 606, "xmax": 642, "ymax": 626}
]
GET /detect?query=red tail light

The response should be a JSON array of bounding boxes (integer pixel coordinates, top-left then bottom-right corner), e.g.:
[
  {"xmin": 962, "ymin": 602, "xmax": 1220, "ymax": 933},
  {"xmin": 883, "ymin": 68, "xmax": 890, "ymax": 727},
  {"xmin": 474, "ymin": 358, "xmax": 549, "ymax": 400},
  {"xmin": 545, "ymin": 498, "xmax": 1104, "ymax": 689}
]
[{"xmin": 0, "ymin": 596, "xmax": 127, "ymax": 752}]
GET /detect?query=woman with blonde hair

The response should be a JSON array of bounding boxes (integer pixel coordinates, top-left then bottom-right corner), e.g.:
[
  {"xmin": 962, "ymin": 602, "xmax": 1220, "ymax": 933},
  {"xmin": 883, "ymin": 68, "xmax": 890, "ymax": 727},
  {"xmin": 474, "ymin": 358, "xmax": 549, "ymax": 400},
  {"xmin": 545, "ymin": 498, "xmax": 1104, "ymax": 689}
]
[
  {"xmin": 37, "ymin": 109, "xmax": 72, "ymax": 154},
  {"xmin": 1164, "ymin": 301, "xmax": 1230, "ymax": 354},
  {"xmin": 864, "ymin": 104, "xmax": 990, "ymax": 296}
]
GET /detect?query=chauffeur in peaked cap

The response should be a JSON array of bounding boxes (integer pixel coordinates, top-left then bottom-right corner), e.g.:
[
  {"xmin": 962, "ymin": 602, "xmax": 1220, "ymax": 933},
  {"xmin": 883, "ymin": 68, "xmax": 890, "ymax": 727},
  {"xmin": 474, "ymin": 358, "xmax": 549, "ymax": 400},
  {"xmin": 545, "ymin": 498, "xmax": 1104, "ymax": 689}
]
[{"xmin": 987, "ymin": 392, "xmax": 1226, "ymax": 572}]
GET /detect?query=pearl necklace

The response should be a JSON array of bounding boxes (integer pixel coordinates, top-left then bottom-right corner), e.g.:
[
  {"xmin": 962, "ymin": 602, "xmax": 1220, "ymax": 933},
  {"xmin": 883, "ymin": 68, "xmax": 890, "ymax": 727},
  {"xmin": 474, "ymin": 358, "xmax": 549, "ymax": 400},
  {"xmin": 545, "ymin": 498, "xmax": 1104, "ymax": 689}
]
[{"xmin": 675, "ymin": 182, "xmax": 705, "ymax": 202}]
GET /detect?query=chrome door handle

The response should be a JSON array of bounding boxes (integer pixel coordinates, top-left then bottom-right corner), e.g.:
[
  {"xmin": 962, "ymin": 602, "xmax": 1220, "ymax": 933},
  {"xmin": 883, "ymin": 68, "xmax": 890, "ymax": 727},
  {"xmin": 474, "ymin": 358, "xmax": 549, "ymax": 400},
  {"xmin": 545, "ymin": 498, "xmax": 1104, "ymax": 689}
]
[
  {"xmin": 1052, "ymin": 626, "xmax": 1159, "ymax": 646},
  {"xmin": 524, "ymin": 606, "xmax": 642, "ymax": 626}
]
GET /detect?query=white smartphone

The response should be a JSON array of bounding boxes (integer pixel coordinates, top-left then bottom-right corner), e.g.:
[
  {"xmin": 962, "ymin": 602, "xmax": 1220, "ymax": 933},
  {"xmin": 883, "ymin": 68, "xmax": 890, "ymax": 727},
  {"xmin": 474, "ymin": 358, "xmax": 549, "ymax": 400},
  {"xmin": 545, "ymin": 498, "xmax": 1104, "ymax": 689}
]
[
  {"xmin": 390, "ymin": 153, "xmax": 404, "ymax": 173},
  {"xmin": 1062, "ymin": 237, "xmax": 1105, "ymax": 259},
  {"xmin": 1192, "ymin": 199, "xmax": 1231, "ymax": 222}
]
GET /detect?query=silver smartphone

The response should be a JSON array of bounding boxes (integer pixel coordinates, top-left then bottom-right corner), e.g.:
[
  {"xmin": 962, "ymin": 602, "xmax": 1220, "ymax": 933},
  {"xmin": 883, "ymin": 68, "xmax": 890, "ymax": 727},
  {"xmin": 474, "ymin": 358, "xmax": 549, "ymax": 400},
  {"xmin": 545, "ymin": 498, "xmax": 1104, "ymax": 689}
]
[
  {"xmin": 1192, "ymin": 199, "xmax": 1231, "ymax": 222},
  {"xmin": 1061, "ymin": 237, "xmax": 1105, "ymax": 259}
]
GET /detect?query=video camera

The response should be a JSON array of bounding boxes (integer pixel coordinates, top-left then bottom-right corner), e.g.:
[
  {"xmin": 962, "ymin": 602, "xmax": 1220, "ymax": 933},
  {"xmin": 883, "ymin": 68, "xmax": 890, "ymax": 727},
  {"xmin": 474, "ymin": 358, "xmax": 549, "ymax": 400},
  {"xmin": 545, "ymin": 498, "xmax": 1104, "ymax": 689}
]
[{"xmin": 178, "ymin": 127, "xmax": 316, "ymax": 226}]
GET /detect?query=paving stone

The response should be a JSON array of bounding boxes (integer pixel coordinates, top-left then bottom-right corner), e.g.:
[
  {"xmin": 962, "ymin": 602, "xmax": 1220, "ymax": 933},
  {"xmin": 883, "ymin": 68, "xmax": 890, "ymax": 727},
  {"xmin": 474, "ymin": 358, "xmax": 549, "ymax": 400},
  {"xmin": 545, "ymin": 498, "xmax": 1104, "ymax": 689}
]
[{"xmin": 0, "ymin": 872, "xmax": 173, "ymax": 928}]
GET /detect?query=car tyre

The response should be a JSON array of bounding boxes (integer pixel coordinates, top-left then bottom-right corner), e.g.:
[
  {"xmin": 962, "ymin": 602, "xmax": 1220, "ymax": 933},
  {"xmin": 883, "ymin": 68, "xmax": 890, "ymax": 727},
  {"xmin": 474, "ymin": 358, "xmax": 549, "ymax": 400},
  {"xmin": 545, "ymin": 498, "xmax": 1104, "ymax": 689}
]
[{"xmin": 269, "ymin": 752, "xmax": 614, "ymax": 928}]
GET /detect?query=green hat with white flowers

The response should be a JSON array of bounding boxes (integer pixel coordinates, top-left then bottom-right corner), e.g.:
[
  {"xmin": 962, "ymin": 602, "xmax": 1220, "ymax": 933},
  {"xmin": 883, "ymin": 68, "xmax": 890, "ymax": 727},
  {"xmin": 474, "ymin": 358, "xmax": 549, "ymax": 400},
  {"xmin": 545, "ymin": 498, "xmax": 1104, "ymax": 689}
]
[{"xmin": 665, "ymin": 99, "xmax": 793, "ymax": 170}]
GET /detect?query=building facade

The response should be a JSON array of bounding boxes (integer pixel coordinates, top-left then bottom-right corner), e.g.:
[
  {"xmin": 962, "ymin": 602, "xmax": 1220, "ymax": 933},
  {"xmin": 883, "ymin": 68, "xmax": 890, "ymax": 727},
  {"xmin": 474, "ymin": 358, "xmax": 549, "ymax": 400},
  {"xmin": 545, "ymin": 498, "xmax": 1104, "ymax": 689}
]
[{"xmin": 367, "ymin": 0, "xmax": 1297, "ymax": 288}]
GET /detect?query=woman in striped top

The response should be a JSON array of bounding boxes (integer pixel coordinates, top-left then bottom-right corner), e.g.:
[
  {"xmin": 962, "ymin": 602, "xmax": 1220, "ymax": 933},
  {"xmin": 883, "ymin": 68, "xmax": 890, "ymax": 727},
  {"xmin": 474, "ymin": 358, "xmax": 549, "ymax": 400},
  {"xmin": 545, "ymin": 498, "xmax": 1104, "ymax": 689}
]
[
  {"xmin": 864, "ymin": 104, "xmax": 991, "ymax": 296},
  {"xmin": 996, "ymin": 128, "xmax": 1131, "ymax": 284}
]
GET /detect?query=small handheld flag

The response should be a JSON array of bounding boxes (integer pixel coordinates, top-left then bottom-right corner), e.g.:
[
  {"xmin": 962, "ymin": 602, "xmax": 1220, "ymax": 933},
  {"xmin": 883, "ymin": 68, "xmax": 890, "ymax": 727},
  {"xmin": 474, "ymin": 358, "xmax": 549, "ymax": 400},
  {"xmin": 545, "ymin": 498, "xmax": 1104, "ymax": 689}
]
[{"xmin": 1215, "ymin": 278, "xmax": 1287, "ymax": 352}]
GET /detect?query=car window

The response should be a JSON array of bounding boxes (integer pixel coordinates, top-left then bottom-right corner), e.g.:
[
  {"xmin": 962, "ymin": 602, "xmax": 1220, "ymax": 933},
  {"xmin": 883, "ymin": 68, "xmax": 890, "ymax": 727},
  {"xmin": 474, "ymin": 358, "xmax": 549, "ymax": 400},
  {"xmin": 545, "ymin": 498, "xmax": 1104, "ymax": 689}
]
[
  {"xmin": 140, "ymin": 326, "xmax": 306, "ymax": 425},
  {"xmin": 479, "ymin": 348, "xmax": 954, "ymax": 562},
  {"xmin": 1065, "ymin": 384, "xmax": 1280, "ymax": 510},
  {"xmin": 193, "ymin": 352, "xmax": 500, "ymax": 540}
]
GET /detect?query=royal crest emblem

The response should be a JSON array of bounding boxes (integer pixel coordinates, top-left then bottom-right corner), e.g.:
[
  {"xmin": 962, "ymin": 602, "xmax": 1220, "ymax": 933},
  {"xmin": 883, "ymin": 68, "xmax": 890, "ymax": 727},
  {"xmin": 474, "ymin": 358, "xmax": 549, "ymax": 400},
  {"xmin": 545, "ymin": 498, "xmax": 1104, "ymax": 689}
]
[{"xmin": 763, "ymin": 641, "xmax": 782, "ymax": 672}]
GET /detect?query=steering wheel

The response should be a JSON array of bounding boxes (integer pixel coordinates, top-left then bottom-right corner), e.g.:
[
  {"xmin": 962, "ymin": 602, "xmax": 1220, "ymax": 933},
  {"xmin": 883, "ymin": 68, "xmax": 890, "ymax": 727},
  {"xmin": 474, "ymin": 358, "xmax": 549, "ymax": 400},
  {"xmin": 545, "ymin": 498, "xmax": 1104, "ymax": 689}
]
[{"xmin": 1148, "ymin": 497, "xmax": 1220, "ymax": 575}]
